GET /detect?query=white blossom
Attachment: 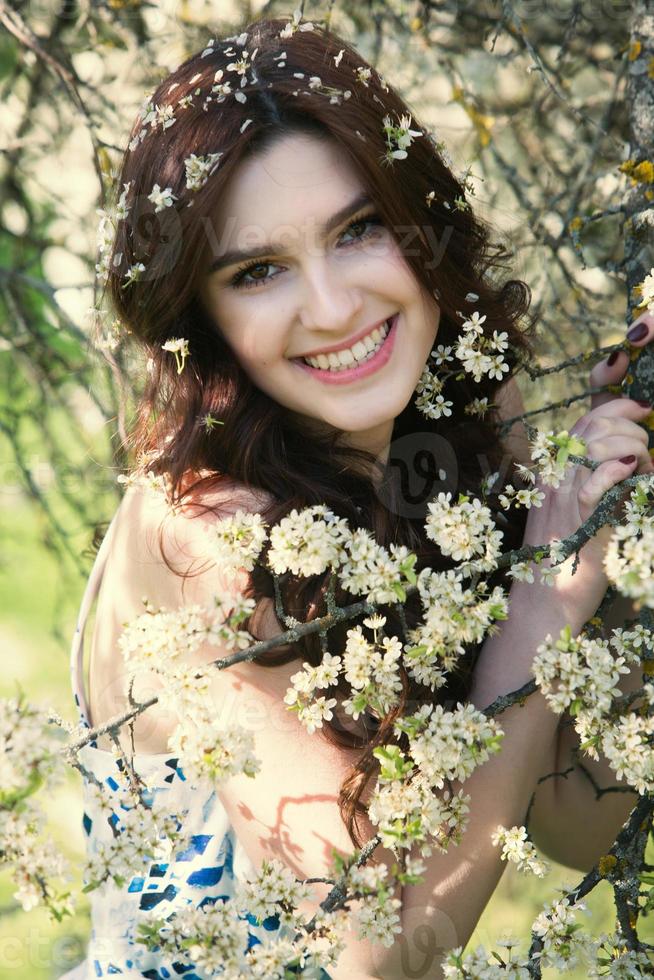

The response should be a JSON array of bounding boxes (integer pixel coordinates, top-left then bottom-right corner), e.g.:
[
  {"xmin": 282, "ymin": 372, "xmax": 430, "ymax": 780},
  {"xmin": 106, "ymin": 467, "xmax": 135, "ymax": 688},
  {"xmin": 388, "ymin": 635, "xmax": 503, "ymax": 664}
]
[
  {"xmin": 206, "ymin": 509, "xmax": 269, "ymax": 574},
  {"xmin": 491, "ymin": 825, "xmax": 550, "ymax": 877},
  {"xmin": 147, "ymin": 183, "xmax": 177, "ymax": 213},
  {"xmin": 184, "ymin": 152, "xmax": 223, "ymax": 190},
  {"xmin": 267, "ymin": 505, "xmax": 350, "ymax": 577}
]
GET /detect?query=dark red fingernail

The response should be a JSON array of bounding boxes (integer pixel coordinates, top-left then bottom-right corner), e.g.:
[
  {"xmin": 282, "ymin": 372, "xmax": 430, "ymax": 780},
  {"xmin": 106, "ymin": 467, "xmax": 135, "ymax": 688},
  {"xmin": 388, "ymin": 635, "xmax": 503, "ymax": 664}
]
[
  {"xmin": 627, "ymin": 322, "xmax": 648, "ymax": 342},
  {"xmin": 619, "ymin": 455, "xmax": 636, "ymax": 465},
  {"xmin": 607, "ymin": 350, "xmax": 620, "ymax": 366},
  {"xmin": 637, "ymin": 400, "xmax": 652, "ymax": 408}
]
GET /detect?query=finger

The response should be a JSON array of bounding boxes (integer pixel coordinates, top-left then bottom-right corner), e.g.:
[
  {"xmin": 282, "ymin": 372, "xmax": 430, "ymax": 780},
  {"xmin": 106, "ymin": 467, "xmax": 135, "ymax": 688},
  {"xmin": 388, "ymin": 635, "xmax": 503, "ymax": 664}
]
[
  {"xmin": 580, "ymin": 417, "xmax": 650, "ymax": 449},
  {"xmin": 589, "ymin": 311, "xmax": 654, "ymax": 411},
  {"xmin": 583, "ymin": 419, "xmax": 649, "ymax": 459},
  {"xmin": 577, "ymin": 456, "xmax": 640, "ymax": 524},
  {"xmin": 582, "ymin": 435, "xmax": 653, "ymax": 472},
  {"xmin": 572, "ymin": 399, "xmax": 653, "ymax": 433}
]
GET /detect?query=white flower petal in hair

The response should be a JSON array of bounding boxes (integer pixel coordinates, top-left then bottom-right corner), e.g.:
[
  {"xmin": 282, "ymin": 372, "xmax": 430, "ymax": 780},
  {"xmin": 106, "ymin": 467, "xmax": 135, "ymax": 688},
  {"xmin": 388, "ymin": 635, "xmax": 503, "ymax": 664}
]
[
  {"xmin": 155, "ymin": 104, "xmax": 176, "ymax": 130},
  {"xmin": 184, "ymin": 153, "xmax": 223, "ymax": 191},
  {"xmin": 464, "ymin": 397, "xmax": 490, "ymax": 417},
  {"xmin": 382, "ymin": 112, "xmax": 423, "ymax": 163},
  {"xmin": 147, "ymin": 183, "xmax": 177, "ymax": 212},
  {"xmin": 115, "ymin": 181, "xmax": 132, "ymax": 221},
  {"xmin": 240, "ymin": 118, "xmax": 252, "ymax": 133},
  {"xmin": 355, "ymin": 67, "xmax": 372, "ymax": 86},
  {"xmin": 226, "ymin": 52, "xmax": 251, "ymax": 77},
  {"xmin": 122, "ymin": 262, "xmax": 146, "ymax": 288},
  {"xmin": 212, "ymin": 80, "xmax": 232, "ymax": 97},
  {"xmin": 334, "ymin": 49, "xmax": 344, "ymax": 67},
  {"xmin": 162, "ymin": 337, "xmax": 190, "ymax": 374},
  {"xmin": 279, "ymin": 8, "xmax": 315, "ymax": 38}
]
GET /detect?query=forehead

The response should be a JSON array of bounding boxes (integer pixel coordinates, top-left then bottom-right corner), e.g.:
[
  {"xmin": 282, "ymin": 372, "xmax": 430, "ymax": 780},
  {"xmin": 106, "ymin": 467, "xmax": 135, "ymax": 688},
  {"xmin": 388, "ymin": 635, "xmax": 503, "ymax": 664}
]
[{"xmin": 217, "ymin": 132, "xmax": 366, "ymax": 230}]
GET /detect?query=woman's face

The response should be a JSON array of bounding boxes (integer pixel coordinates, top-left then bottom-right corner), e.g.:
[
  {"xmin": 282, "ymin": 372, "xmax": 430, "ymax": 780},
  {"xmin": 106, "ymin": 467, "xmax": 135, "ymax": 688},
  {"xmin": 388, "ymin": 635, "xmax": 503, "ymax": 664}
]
[{"xmin": 200, "ymin": 132, "xmax": 440, "ymax": 461}]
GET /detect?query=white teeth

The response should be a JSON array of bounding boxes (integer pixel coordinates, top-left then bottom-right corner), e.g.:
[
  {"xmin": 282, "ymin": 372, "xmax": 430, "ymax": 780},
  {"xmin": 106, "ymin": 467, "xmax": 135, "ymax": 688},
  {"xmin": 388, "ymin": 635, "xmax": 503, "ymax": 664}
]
[{"xmin": 302, "ymin": 318, "xmax": 393, "ymax": 371}]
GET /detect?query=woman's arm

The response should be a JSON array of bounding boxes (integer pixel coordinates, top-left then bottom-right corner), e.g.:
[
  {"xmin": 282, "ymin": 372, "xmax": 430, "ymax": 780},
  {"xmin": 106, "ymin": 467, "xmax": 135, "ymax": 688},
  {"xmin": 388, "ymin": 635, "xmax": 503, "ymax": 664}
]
[
  {"xmin": 493, "ymin": 374, "xmax": 644, "ymax": 874},
  {"xmin": 375, "ymin": 581, "xmax": 586, "ymax": 979},
  {"xmin": 525, "ymin": 592, "xmax": 642, "ymax": 873}
]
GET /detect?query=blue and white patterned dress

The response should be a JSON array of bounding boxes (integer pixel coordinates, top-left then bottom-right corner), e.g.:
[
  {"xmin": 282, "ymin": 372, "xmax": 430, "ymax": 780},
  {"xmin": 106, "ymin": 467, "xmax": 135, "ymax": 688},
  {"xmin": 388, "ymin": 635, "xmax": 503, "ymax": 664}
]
[{"xmin": 61, "ymin": 509, "xmax": 331, "ymax": 979}]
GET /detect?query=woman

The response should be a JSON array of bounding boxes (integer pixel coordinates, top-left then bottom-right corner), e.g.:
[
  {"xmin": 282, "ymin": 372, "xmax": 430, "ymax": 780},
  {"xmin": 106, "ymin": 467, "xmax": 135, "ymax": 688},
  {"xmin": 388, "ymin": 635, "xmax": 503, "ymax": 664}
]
[{"xmin": 66, "ymin": 14, "xmax": 652, "ymax": 979}]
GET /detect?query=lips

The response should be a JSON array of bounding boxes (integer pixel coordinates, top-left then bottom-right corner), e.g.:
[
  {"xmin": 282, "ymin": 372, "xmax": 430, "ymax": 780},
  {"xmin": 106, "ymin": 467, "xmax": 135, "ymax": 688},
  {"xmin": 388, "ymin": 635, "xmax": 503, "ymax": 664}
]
[
  {"xmin": 292, "ymin": 313, "xmax": 399, "ymax": 385},
  {"xmin": 293, "ymin": 315, "xmax": 396, "ymax": 362}
]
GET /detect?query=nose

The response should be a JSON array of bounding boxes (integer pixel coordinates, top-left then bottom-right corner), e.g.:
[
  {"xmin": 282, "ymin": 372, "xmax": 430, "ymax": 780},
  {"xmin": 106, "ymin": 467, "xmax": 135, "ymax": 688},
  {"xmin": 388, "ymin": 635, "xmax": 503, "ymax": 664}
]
[{"xmin": 297, "ymin": 257, "xmax": 364, "ymax": 334}]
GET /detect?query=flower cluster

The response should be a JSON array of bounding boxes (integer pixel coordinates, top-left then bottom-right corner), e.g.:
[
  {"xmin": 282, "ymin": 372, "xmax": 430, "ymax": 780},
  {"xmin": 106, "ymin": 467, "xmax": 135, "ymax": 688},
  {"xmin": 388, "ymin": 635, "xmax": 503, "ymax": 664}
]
[
  {"xmin": 267, "ymin": 504, "xmax": 351, "ymax": 577},
  {"xmin": 139, "ymin": 857, "xmax": 347, "ymax": 978},
  {"xmin": 339, "ymin": 528, "xmax": 417, "ymax": 604},
  {"xmin": 414, "ymin": 363, "xmax": 453, "ymax": 419},
  {"xmin": 0, "ymin": 695, "xmax": 64, "ymax": 804},
  {"xmin": 168, "ymin": 716, "xmax": 261, "ymax": 785},
  {"xmin": 413, "ymin": 311, "xmax": 514, "ymax": 421},
  {"xmin": 454, "ymin": 312, "xmax": 510, "ymax": 383},
  {"xmin": 528, "ymin": 428, "xmax": 587, "ymax": 489},
  {"xmin": 206, "ymin": 508, "xmax": 269, "ymax": 574},
  {"xmin": 84, "ymin": 776, "xmax": 185, "ymax": 892},
  {"xmin": 381, "ymin": 112, "xmax": 423, "ymax": 163},
  {"xmin": 532, "ymin": 625, "xmax": 631, "ymax": 723},
  {"xmin": 0, "ymin": 802, "xmax": 73, "ymax": 917},
  {"xmin": 161, "ymin": 337, "xmax": 190, "ymax": 373},
  {"xmin": 94, "ymin": 181, "xmax": 132, "ymax": 285},
  {"xmin": 117, "ymin": 593, "xmax": 264, "ymax": 785},
  {"xmin": 443, "ymin": 924, "xmax": 654, "ymax": 977},
  {"xmin": 600, "ymin": 712, "xmax": 654, "ymax": 794},
  {"xmin": 532, "ymin": 623, "xmax": 654, "ymax": 791},
  {"xmin": 531, "ymin": 896, "xmax": 593, "ymax": 972},
  {"xmin": 497, "ymin": 483, "xmax": 545, "ymax": 511},
  {"xmin": 425, "ymin": 491, "xmax": 504, "ymax": 572},
  {"xmin": 404, "ymin": 569, "xmax": 508, "ymax": 687},
  {"xmin": 184, "ymin": 151, "xmax": 223, "ymax": 190},
  {"xmin": 369, "ymin": 702, "xmax": 503, "ymax": 854},
  {"xmin": 284, "ymin": 615, "xmax": 405, "ymax": 730},
  {"xmin": 490, "ymin": 824, "xmax": 550, "ymax": 877},
  {"xmin": 604, "ymin": 481, "xmax": 654, "ymax": 607},
  {"xmin": 237, "ymin": 857, "xmax": 313, "ymax": 929},
  {"xmin": 444, "ymin": 941, "xmax": 530, "ymax": 979}
]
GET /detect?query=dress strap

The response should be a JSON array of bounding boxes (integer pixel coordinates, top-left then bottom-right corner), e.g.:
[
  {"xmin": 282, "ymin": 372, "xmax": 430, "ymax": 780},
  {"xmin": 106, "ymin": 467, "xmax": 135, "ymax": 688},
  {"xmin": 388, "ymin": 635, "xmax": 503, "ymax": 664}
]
[{"xmin": 70, "ymin": 505, "xmax": 121, "ymax": 730}]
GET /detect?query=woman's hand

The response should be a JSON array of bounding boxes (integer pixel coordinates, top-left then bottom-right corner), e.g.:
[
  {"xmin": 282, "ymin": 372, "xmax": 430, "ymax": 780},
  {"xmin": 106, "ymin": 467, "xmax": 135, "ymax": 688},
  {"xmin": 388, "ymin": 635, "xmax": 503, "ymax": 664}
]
[{"xmin": 521, "ymin": 311, "xmax": 654, "ymax": 627}]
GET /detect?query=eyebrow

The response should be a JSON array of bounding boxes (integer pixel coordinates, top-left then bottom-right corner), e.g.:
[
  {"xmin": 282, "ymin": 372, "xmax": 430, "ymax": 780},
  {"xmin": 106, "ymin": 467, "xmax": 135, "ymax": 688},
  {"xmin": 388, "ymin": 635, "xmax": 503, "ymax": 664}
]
[{"xmin": 207, "ymin": 191, "xmax": 374, "ymax": 274}]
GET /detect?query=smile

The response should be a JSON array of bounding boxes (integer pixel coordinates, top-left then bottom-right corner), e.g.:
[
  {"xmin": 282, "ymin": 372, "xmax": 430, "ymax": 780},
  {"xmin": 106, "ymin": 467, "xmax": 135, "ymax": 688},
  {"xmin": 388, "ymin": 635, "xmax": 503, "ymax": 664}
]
[{"xmin": 292, "ymin": 314, "xmax": 399, "ymax": 385}]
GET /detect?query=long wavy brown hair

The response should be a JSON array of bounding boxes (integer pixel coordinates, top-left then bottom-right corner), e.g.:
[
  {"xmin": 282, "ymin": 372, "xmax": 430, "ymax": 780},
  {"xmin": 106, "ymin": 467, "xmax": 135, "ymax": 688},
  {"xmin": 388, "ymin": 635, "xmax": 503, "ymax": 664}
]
[{"xmin": 100, "ymin": 17, "xmax": 535, "ymax": 847}]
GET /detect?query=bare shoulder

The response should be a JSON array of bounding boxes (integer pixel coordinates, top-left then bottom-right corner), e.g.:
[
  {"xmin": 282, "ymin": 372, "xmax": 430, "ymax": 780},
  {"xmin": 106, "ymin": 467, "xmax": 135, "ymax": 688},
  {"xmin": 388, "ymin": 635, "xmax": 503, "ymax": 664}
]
[{"xmin": 87, "ymin": 476, "xmax": 277, "ymax": 751}]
